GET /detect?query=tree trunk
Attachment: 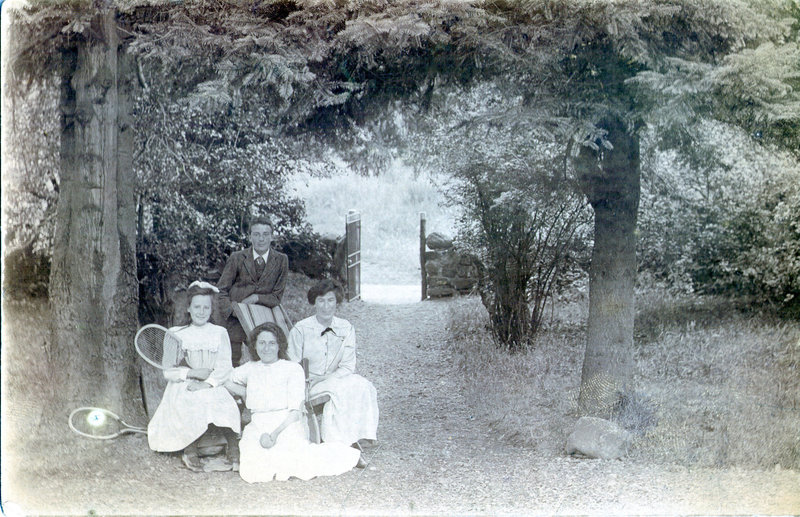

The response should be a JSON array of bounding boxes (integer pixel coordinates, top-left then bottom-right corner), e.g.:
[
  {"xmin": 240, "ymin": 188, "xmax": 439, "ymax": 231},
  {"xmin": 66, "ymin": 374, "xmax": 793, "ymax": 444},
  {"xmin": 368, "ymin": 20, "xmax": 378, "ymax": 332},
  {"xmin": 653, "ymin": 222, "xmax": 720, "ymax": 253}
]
[
  {"xmin": 575, "ymin": 114, "xmax": 640, "ymax": 415},
  {"xmin": 49, "ymin": 10, "xmax": 141, "ymax": 420}
]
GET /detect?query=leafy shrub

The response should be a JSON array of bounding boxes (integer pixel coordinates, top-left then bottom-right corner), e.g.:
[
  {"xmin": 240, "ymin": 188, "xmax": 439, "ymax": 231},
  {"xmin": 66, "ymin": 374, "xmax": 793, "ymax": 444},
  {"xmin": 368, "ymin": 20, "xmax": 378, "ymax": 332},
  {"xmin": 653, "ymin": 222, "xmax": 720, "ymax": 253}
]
[
  {"xmin": 129, "ymin": 52, "xmax": 336, "ymax": 323},
  {"xmin": 445, "ymin": 158, "xmax": 591, "ymax": 350},
  {"xmin": 3, "ymin": 80, "xmax": 60, "ymax": 297},
  {"xmin": 638, "ymin": 120, "xmax": 800, "ymax": 315},
  {"xmin": 134, "ymin": 135, "xmax": 312, "ymax": 323},
  {"xmin": 4, "ymin": 68, "xmax": 326, "ymax": 318}
]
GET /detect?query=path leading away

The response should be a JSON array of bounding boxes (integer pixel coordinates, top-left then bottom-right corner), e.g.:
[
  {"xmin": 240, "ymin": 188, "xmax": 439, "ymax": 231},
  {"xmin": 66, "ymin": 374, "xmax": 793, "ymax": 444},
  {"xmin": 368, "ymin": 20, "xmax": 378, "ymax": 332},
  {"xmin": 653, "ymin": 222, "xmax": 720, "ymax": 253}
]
[{"xmin": 6, "ymin": 299, "xmax": 799, "ymax": 515}]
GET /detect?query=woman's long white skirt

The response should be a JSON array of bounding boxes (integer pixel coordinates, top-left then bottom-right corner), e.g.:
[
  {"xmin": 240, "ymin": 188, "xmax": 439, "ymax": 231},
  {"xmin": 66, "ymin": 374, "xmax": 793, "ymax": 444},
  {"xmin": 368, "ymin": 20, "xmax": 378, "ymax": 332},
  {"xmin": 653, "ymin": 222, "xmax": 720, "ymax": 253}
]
[
  {"xmin": 311, "ymin": 373, "xmax": 379, "ymax": 445},
  {"xmin": 147, "ymin": 382, "xmax": 241, "ymax": 452},
  {"xmin": 239, "ymin": 410, "xmax": 360, "ymax": 483}
]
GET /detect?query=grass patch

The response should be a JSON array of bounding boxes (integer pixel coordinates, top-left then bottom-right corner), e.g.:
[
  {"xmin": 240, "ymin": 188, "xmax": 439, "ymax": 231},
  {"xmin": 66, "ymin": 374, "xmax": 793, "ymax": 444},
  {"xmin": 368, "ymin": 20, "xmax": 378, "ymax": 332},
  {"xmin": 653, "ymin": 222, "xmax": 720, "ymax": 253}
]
[
  {"xmin": 446, "ymin": 288, "xmax": 800, "ymax": 469},
  {"xmin": 289, "ymin": 162, "xmax": 457, "ymax": 284},
  {"xmin": 2, "ymin": 296, "xmax": 54, "ymax": 440},
  {"xmin": 445, "ymin": 296, "xmax": 585, "ymax": 455}
]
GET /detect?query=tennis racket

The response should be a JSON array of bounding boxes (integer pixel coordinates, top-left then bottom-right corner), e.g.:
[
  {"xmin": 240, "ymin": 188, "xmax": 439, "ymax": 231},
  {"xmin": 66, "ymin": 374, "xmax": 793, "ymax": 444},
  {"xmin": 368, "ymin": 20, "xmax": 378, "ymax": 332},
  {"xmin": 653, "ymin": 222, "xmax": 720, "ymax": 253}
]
[
  {"xmin": 68, "ymin": 407, "xmax": 147, "ymax": 440},
  {"xmin": 135, "ymin": 324, "xmax": 185, "ymax": 369}
]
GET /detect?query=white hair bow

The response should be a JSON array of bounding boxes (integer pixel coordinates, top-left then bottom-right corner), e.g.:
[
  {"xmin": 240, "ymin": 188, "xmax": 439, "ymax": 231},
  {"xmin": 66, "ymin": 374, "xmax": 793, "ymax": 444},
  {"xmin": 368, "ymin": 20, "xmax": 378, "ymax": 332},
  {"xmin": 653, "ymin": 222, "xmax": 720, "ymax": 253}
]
[{"xmin": 189, "ymin": 280, "xmax": 220, "ymax": 293}]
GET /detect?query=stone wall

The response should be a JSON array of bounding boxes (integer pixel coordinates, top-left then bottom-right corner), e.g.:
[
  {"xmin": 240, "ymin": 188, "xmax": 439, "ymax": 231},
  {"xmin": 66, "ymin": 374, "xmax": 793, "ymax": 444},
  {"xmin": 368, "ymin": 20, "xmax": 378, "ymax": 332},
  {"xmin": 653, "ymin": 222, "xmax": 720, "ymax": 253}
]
[{"xmin": 423, "ymin": 232, "xmax": 480, "ymax": 298}]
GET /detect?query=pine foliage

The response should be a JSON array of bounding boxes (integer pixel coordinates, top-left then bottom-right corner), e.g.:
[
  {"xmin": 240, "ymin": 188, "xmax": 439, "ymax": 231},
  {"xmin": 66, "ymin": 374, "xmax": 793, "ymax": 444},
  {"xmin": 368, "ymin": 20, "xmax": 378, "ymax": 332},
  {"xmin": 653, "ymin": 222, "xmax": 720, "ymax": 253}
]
[{"xmin": 5, "ymin": 0, "xmax": 799, "ymax": 314}]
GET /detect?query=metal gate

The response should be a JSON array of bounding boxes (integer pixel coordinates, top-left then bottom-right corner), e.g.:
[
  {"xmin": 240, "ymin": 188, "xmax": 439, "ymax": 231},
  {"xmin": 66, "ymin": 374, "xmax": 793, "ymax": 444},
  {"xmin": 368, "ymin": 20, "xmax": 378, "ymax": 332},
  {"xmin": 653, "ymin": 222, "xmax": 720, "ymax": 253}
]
[{"xmin": 345, "ymin": 210, "xmax": 361, "ymax": 301}]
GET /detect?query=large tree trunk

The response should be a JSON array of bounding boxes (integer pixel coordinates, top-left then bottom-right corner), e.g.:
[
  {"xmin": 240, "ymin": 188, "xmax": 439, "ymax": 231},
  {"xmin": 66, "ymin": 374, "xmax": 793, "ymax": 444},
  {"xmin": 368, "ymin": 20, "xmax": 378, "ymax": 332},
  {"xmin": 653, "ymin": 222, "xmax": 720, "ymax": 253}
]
[
  {"xmin": 49, "ymin": 10, "xmax": 141, "ymax": 420},
  {"xmin": 575, "ymin": 114, "xmax": 640, "ymax": 415}
]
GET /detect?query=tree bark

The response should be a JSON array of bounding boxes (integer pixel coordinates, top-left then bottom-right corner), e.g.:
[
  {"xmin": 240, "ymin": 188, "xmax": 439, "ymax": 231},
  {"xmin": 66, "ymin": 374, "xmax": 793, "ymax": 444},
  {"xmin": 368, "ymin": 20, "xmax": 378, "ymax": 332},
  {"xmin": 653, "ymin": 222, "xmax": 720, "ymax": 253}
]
[
  {"xmin": 575, "ymin": 114, "xmax": 640, "ymax": 415},
  {"xmin": 49, "ymin": 10, "xmax": 141, "ymax": 419}
]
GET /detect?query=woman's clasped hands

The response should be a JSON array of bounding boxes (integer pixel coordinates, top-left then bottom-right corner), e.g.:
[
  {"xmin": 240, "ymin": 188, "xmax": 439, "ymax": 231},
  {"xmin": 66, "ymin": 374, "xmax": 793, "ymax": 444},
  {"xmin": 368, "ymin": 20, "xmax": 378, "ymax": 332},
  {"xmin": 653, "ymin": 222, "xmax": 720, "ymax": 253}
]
[{"xmin": 186, "ymin": 367, "xmax": 213, "ymax": 391}]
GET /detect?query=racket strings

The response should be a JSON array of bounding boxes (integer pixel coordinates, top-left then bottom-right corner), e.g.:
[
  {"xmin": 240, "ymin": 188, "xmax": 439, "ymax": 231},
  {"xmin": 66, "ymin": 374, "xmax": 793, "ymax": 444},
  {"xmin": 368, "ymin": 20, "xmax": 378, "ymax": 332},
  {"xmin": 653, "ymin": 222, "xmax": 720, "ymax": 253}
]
[
  {"xmin": 136, "ymin": 326, "xmax": 183, "ymax": 368},
  {"xmin": 70, "ymin": 409, "xmax": 124, "ymax": 438}
]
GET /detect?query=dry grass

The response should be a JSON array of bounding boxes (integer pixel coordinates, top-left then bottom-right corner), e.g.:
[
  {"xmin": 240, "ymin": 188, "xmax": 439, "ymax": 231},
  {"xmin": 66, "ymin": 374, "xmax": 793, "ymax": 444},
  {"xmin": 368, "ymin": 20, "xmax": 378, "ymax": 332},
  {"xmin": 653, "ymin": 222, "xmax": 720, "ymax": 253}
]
[
  {"xmin": 444, "ymin": 294, "xmax": 586, "ymax": 456},
  {"xmin": 2, "ymin": 296, "xmax": 54, "ymax": 442},
  {"xmin": 445, "ymin": 288, "xmax": 800, "ymax": 470},
  {"xmin": 632, "ymin": 290, "xmax": 800, "ymax": 469},
  {"xmin": 288, "ymin": 162, "xmax": 457, "ymax": 284}
]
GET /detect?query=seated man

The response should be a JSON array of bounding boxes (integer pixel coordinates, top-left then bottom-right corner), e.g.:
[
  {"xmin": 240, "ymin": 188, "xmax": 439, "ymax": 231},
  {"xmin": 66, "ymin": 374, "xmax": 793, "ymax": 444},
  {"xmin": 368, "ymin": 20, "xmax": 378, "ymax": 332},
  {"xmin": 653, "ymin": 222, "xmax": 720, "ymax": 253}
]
[{"xmin": 217, "ymin": 216, "xmax": 289, "ymax": 365}]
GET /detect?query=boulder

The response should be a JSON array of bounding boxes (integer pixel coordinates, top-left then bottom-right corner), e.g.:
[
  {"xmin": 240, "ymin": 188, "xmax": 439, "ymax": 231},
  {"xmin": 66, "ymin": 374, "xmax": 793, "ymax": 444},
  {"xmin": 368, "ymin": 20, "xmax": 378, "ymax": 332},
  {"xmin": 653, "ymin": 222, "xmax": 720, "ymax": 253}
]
[
  {"xmin": 426, "ymin": 232, "xmax": 453, "ymax": 250},
  {"xmin": 425, "ymin": 261, "xmax": 439, "ymax": 275},
  {"xmin": 565, "ymin": 416, "xmax": 631, "ymax": 460},
  {"xmin": 427, "ymin": 276, "xmax": 451, "ymax": 288}
]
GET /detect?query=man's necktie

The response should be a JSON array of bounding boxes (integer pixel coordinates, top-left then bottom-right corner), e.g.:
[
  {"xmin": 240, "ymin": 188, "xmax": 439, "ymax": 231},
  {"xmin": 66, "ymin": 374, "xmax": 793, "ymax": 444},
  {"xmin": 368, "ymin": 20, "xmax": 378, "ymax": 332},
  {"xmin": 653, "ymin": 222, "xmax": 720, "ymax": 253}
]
[
  {"xmin": 255, "ymin": 256, "xmax": 265, "ymax": 275},
  {"xmin": 321, "ymin": 327, "xmax": 334, "ymax": 336}
]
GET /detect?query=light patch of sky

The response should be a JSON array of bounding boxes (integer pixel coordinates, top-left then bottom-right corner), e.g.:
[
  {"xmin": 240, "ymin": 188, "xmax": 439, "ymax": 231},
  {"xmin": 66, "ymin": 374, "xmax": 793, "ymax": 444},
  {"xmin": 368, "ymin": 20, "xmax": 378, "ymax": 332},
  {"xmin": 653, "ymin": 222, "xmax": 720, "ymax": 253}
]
[{"xmin": 288, "ymin": 158, "xmax": 458, "ymax": 290}]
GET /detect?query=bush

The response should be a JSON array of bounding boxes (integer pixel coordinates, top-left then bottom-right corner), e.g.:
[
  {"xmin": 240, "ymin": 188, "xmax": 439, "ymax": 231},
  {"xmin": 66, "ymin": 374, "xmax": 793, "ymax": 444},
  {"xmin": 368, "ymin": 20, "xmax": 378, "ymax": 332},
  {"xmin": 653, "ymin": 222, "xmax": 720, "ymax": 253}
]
[
  {"xmin": 638, "ymin": 120, "xmax": 800, "ymax": 315},
  {"xmin": 3, "ymin": 244, "xmax": 50, "ymax": 299},
  {"xmin": 446, "ymin": 160, "xmax": 591, "ymax": 350},
  {"xmin": 3, "ymin": 81, "xmax": 59, "ymax": 297}
]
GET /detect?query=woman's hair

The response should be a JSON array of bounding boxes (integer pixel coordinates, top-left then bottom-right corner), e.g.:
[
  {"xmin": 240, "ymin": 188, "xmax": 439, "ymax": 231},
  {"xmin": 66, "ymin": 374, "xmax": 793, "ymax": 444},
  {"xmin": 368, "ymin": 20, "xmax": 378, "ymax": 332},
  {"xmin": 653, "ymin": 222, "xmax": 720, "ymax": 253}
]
[
  {"xmin": 306, "ymin": 278, "xmax": 344, "ymax": 305},
  {"xmin": 175, "ymin": 285, "xmax": 218, "ymax": 327},
  {"xmin": 247, "ymin": 322, "xmax": 289, "ymax": 361}
]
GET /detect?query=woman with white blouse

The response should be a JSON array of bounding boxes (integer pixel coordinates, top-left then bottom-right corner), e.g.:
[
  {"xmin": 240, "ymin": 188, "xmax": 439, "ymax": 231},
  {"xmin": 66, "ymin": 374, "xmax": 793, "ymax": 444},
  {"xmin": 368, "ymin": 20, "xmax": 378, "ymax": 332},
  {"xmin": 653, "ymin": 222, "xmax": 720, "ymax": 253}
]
[
  {"xmin": 226, "ymin": 322, "xmax": 360, "ymax": 482},
  {"xmin": 287, "ymin": 279, "xmax": 379, "ymax": 447}
]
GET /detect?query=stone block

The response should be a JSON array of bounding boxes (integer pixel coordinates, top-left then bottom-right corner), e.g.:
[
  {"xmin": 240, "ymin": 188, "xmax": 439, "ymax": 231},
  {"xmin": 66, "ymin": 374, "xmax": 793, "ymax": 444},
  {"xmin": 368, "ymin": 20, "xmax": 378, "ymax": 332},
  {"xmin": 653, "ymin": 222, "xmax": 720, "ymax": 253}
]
[
  {"xmin": 425, "ymin": 261, "xmax": 439, "ymax": 275},
  {"xmin": 426, "ymin": 232, "xmax": 453, "ymax": 250},
  {"xmin": 440, "ymin": 264, "xmax": 458, "ymax": 277},
  {"xmin": 451, "ymin": 277, "xmax": 476, "ymax": 291},
  {"xmin": 428, "ymin": 285, "xmax": 457, "ymax": 297},
  {"xmin": 457, "ymin": 264, "xmax": 477, "ymax": 277},
  {"xmin": 428, "ymin": 276, "xmax": 450, "ymax": 288},
  {"xmin": 565, "ymin": 416, "xmax": 631, "ymax": 460}
]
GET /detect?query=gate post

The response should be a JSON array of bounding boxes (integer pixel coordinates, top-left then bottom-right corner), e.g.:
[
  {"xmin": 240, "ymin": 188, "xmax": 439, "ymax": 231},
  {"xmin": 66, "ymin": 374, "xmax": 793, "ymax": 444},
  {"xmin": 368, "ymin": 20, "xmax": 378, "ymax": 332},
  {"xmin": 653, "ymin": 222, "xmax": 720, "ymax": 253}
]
[
  {"xmin": 345, "ymin": 209, "xmax": 361, "ymax": 301},
  {"xmin": 420, "ymin": 212, "xmax": 427, "ymax": 301}
]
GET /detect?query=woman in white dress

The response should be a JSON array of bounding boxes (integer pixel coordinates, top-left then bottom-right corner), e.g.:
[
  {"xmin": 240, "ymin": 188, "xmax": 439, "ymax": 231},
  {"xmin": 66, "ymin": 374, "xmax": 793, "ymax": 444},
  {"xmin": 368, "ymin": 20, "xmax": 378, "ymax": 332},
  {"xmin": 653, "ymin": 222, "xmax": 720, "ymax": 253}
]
[
  {"xmin": 287, "ymin": 279, "xmax": 379, "ymax": 447},
  {"xmin": 147, "ymin": 282, "xmax": 241, "ymax": 472},
  {"xmin": 226, "ymin": 322, "xmax": 361, "ymax": 483}
]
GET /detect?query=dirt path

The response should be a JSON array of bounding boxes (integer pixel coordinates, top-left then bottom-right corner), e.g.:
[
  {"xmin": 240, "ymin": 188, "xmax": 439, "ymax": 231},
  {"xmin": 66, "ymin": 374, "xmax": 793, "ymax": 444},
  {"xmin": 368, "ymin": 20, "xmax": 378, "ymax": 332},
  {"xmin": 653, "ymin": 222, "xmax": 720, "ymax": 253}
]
[{"xmin": 5, "ymin": 298, "xmax": 800, "ymax": 516}]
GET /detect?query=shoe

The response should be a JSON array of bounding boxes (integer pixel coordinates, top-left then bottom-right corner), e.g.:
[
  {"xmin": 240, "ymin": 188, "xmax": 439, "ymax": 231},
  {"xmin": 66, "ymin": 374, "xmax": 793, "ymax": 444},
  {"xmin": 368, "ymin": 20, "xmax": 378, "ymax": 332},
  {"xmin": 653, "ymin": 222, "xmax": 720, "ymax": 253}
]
[
  {"xmin": 182, "ymin": 451, "xmax": 203, "ymax": 472},
  {"xmin": 355, "ymin": 456, "xmax": 367, "ymax": 469},
  {"xmin": 203, "ymin": 456, "xmax": 233, "ymax": 473},
  {"xmin": 226, "ymin": 440, "xmax": 240, "ymax": 465},
  {"xmin": 226, "ymin": 451, "xmax": 240, "ymax": 472}
]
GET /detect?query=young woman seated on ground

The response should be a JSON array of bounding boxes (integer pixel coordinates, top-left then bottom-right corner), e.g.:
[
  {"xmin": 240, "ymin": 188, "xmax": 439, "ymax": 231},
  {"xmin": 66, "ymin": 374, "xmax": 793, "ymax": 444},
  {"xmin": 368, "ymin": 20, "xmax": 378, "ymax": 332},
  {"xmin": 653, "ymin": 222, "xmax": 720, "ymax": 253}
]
[
  {"xmin": 147, "ymin": 281, "xmax": 241, "ymax": 472},
  {"xmin": 225, "ymin": 322, "xmax": 361, "ymax": 483},
  {"xmin": 287, "ymin": 279, "xmax": 379, "ymax": 448}
]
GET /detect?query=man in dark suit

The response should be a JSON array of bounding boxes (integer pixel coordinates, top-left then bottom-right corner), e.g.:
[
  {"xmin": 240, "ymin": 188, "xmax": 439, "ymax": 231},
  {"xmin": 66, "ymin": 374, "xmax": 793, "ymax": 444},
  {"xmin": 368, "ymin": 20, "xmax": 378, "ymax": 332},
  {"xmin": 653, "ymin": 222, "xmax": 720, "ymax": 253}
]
[{"xmin": 217, "ymin": 216, "xmax": 289, "ymax": 365}]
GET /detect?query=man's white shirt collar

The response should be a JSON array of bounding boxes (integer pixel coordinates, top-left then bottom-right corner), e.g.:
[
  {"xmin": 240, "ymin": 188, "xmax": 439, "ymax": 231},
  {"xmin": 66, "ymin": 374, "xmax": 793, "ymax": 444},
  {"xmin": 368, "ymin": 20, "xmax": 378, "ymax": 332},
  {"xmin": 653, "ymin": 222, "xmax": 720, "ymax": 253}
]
[{"xmin": 252, "ymin": 248, "xmax": 270, "ymax": 262}]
